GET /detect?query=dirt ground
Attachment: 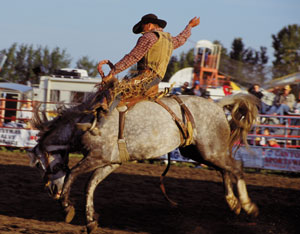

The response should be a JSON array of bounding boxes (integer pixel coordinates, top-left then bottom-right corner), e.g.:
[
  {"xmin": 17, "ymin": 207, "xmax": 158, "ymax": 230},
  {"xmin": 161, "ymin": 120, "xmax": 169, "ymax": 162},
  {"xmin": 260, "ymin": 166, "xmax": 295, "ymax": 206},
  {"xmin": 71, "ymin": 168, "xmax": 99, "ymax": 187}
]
[{"xmin": 0, "ymin": 151, "xmax": 300, "ymax": 234}]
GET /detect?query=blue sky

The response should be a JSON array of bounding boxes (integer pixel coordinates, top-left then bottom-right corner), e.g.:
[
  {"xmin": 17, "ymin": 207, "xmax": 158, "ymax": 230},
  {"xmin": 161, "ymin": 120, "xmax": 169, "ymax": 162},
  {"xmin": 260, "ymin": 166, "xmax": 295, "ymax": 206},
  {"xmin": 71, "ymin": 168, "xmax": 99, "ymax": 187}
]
[{"xmin": 1, "ymin": 0, "xmax": 299, "ymax": 74}]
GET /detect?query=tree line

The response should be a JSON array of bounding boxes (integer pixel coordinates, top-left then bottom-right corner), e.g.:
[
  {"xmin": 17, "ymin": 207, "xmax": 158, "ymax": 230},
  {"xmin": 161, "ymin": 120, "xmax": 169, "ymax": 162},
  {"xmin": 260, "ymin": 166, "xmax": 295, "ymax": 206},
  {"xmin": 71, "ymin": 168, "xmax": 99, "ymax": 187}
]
[
  {"xmin": 0, "ymin": 44, "xmax": 98, "ymax": 84},
  {"xmin": 0, "ymin": 24, "xmax": 299, "ymax": 85}
]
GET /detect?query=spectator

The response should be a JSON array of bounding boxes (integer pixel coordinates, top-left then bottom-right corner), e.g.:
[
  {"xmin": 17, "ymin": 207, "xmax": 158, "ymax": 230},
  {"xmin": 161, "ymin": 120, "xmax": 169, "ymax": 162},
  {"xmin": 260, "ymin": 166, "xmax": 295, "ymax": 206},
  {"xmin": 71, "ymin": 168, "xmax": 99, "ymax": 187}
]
[
  {"xmin": 192, "ymin": 80, "xmax": 201, "ymax": 96},
  {"xmin": 288, "ymin": 99, "xmax": 300, "ymax": 115},
  {"xmin": 267, "ymin": 85, "xmax": 296, "ymax": 124},
  {"xmin": 19, "ymin": 100, "xmax": 33, "ymax": 128},
  {"xmin": 4, "ymin": 116, "xmax": 23, "ymax": 128},
  {"xmin": 288, "ymin": 99, "xmax": 300, "ymax": 126},
  {"xmin": 252, "ymin": 126, "xmax": 262, "ymax": 146},
  {"xmin": 171, "ymin": 82, "xmax": 191, "ymax": 95},
  {"xmin": 248, "ymin": 84, "xmax": 269, "ymax": 114},
  {"xmin": 267, "ymin": 138, "xmax": 280, "ymax": 148},
  {"xmin": 200, "ymin": 87, "xmax": 210, "ymax": 99},
  {"xmin": 259, "ymin": 128, "xmax": 271, "ymax": 146}
]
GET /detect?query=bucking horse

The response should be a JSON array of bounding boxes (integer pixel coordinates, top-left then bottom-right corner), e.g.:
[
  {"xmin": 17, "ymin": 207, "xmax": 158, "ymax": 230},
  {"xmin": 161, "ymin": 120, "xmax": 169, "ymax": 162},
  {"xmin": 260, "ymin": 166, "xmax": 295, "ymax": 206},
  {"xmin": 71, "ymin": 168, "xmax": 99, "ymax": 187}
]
[{"xmin": 28, "ymin": 87, "xmax": 259, "ymax": 233}]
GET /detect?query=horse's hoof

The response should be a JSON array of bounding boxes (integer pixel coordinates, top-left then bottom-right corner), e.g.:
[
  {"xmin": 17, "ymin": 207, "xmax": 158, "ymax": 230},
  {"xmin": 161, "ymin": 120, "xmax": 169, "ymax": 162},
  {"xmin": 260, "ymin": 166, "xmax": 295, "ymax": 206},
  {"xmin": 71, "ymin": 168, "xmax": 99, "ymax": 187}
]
[
  {"xmin": 242, "ymin": 201, "xmax": 259, "ymax": 217},
  {"xmin": 87, "ymin": 220, "xmax": 98, "ymax": 234},
  {"xmin": 226, "ymin": 195, "xmax": 241, "ymax": 215},
  {"xmin": 64, "ymin": 205, "xmax": 75, "ymax": 223},
  {"xmin": 249, "ymin": 203, "xmax": 259, "ymax": 217},
  {"xmin": 233, "ymin": 202, "xmax": 241, "ymax": 215}
]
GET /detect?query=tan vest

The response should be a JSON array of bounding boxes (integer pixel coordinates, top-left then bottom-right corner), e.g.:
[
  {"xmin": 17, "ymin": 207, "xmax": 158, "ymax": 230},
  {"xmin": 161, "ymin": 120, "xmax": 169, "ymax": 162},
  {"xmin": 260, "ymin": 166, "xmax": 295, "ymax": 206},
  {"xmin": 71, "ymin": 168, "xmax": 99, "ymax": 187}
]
[{"xmin": 138, "ymin": 31, "xmax": 173, "ymax": 78}]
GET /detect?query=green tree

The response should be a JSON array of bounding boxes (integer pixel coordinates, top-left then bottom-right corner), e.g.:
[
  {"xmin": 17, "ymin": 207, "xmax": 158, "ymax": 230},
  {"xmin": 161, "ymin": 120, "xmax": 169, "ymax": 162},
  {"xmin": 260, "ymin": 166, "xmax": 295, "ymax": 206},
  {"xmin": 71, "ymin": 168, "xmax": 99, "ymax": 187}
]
[
  {"xmin": 0, "ymin": 43, "xmax": 17, "ymax": 82},
  {"xmin": 224, "ymin": 38, "xmax": 269, "ymax": 85},
  {"xmin": 0, "ymin": 43, "xmax": 71, "ymax": 84},
  {"xmin": 230, "ymin": 38, "xmax": 245, "ymax": 61},
  {"xmin": 76, "ymin": 56, "xmax": 98, "ymax": 77},
  {"xmin": 49, "ymin": 47, "xmax": 71, "ymax": 74},
  {"xmin": 272, "ymin": 24, "xmax": 300, "ymax": 77},
  {"xmin": 163, "ymin": 56, "xmax": 180, "ymax": 82},
  {"xmin": 163, "ymin": 48, "xmax": 194, "ymax": 82}
]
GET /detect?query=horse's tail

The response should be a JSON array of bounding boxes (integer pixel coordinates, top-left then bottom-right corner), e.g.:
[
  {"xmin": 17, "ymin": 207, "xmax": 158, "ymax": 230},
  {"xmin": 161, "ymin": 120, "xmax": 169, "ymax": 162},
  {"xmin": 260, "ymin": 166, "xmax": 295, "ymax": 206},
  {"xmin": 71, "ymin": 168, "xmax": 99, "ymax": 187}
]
[{"xmin": 217, "ymin": 93, "xmax": 259, "ymax": 153}]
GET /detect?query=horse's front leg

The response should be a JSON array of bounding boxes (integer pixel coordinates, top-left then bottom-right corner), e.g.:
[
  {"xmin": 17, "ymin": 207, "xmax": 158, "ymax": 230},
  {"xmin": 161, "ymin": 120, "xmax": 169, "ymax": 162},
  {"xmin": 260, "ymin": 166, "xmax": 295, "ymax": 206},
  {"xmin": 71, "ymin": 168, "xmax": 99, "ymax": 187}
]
[
  {"xmin": 85, "ymin": 164, "xmax": 120, "ymax": 234},
  {"xmin": 60, "ymin": 156, "xmax": 109, "ymax": 223}
]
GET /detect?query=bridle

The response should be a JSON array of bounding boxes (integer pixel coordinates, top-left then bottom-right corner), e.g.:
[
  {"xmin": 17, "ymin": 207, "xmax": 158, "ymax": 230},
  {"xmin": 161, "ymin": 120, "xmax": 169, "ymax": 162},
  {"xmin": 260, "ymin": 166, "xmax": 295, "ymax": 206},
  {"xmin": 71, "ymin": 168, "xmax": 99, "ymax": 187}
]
[
  {"xmin": 43, "ymin": 152, "xmax": 70, "ymax": 180},
  {"xmin": 39, "ymin": 146, "xmax": 70, "ymax": 186}
]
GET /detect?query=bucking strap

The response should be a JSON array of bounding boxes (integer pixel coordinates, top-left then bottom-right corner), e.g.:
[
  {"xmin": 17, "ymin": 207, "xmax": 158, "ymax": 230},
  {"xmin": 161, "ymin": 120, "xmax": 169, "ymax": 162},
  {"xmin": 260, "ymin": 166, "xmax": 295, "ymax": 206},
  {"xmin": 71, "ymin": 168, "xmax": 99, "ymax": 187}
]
[
  {"xmin": 171, "ymin": 95, "xmax": 195, "ymax": 146},
  {"xmin": 155, "ymin": 96, "xmax": 195, "ymax": 147}
]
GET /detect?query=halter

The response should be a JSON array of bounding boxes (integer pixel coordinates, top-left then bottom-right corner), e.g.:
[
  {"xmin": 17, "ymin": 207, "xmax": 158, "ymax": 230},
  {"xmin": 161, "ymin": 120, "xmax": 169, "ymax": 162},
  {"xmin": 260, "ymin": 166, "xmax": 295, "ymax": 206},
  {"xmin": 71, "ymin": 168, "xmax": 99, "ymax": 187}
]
[{"xmin": 43, "ymin": 150, "xmax": 70, "ymax": 183}]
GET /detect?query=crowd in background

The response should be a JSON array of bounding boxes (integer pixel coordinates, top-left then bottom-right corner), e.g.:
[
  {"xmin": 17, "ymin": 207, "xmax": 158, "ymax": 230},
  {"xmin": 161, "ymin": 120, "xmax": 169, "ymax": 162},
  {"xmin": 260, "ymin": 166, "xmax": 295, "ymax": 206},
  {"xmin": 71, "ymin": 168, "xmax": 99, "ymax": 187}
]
[
  {"xmin": 171, "ymin": 82, "xmax": 300, "ymax": 148},
  {"xmin": 171, "ymin": 81, "xmax": 212, "ymax": 100},
  {"xmin": 248, "ymin": 84, "xmax": 299, "ymax": 116},
  {"xmin": 248, "ymin": 84, "xmax": 300, "ymax": 148}
]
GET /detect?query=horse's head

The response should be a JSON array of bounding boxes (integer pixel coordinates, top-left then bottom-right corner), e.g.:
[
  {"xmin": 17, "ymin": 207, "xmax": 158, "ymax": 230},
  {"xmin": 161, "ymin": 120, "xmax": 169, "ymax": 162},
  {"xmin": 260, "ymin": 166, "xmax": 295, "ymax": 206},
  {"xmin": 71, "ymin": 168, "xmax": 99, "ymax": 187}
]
[
  {"xmin": 27, "ymin": 103, "xmax": 86, "ymax": 199},
  {"xmin": 28, "ymin": 144, "xmax": 69, "ymax": 199},
  {"xmin": 27, "ymin": 98, "xmax": 96, "ymax": 198}
]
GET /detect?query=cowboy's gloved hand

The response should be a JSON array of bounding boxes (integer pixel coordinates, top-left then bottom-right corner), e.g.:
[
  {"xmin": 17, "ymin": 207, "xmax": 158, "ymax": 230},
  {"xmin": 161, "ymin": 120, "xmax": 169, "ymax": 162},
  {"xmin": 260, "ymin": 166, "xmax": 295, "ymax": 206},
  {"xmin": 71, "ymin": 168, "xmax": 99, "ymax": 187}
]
[
  {"xmin": 96, "ymin": 73, "xmax": 116, "ymax": 90},
  {"xmin": 97, "ymin": 60, "xmax": 115, "ymax": 78},
  {"xmin": 189, "ymin": 17, "xmax": 200, "ymax": 28},
  {"xmin": 97, "ymin": 60, "xmax": 108, "ymax": 78},
  {"xmin": 103, "ymin": 73, "xmax": 113, "ymax": 83},
  {"xmin": 102, "ymin": 73, "xmax": 118, "ymax": 87}
]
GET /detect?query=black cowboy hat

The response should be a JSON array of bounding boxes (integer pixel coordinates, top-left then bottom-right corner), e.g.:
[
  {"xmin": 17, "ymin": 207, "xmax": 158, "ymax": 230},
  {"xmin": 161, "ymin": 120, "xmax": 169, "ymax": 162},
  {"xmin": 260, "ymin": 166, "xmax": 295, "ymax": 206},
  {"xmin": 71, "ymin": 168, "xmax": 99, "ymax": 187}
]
[{"xmin": 132, "ymin": 14, "xmax": 167, "ymax": 34}]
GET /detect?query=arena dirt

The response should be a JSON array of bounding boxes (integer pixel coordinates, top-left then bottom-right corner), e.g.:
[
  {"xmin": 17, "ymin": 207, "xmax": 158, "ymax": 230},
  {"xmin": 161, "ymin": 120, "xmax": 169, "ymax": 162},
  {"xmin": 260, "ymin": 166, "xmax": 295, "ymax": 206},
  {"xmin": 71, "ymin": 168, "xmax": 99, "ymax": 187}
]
[{"xmin": 0, "ymin": 151, "xmax": 299, "ymax": 234}]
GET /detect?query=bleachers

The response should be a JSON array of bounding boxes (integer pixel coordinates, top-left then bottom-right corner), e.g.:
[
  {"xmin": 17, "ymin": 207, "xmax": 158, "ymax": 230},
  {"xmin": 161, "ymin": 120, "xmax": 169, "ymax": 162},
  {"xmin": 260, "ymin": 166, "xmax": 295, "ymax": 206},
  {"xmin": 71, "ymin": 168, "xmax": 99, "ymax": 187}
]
[{"xmin": 248, "ymin": 114, "xmax": 300, "ymax": 149}]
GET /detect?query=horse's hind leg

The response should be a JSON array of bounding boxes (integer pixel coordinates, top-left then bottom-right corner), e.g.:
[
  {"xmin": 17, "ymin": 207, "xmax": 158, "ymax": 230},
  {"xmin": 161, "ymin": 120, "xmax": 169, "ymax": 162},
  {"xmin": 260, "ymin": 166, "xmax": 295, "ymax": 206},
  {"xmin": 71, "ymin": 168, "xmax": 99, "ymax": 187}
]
[
  {"xmin": 85, "ymin": 164, "xmax": 120, "ymax": 234},
  {"xmin": 222, "ymin": 157, "xmax": 259, "ymax": 217},
  {"xmin": 236, "ymin": 174, "xmax": 259, "ymax": 217},
  {"xmin": 180, "ymin": 146, "xmax": 240, "ymax": 214},
  {"xmin": 182, "ymin": 145, "xmax": 258, "ymax": 217},
  {"xmin": 222, "ymin": 170, "xmax": 241, "ymax": 215}
]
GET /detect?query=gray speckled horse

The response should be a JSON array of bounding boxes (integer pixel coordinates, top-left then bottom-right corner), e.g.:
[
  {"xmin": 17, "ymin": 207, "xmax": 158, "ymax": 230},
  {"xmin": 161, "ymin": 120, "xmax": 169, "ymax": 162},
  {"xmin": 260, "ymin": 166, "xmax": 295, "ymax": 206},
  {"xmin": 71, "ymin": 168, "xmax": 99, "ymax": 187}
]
[{"xmin": 28, "ymin": 92, "xmax": 259, "ymax": 234}]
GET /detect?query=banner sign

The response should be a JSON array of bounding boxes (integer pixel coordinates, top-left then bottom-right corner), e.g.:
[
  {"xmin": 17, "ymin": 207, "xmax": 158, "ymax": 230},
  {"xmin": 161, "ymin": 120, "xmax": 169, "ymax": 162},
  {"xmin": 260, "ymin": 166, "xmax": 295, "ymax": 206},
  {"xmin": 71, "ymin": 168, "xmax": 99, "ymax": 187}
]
[
  {"xmin": 235, "ymin": 146, "xmax": 300, "ymax": 172},
  {"xmin": 0, "ymin": 128, "xmax": 38, "ymax": 148},
  {"xmin": 161, "ymin": 147, "xmax": 300, "ymax": 172},
  {"xmin": 262, "ymin": 148, "xmax": 300, "ymax": 172}
]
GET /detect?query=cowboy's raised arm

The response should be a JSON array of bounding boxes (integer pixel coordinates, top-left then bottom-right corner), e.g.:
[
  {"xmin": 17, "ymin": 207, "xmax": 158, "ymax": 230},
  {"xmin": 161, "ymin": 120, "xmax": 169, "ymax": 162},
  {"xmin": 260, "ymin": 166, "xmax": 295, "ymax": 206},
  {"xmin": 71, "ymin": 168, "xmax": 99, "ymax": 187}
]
[{"xmin": 172, "ymin": 16, "xmax": 200, "ymax": 49}]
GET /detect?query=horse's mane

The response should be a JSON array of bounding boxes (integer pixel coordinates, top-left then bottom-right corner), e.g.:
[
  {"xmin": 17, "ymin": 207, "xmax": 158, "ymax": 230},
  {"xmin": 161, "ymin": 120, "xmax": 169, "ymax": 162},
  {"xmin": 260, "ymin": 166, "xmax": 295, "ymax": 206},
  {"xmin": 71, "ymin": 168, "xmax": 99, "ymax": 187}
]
[{"xmin": 31, "ymin": 90, "xmax": 105, "ymax": 137}]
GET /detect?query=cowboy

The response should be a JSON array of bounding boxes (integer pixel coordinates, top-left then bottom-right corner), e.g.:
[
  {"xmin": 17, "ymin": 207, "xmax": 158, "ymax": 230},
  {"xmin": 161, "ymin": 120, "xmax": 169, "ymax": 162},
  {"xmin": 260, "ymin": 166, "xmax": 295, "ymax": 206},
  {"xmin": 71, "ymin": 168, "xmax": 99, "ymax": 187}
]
[{"xmin": 96, "ymin": 13, "xmax": 200, "ymax": 113}]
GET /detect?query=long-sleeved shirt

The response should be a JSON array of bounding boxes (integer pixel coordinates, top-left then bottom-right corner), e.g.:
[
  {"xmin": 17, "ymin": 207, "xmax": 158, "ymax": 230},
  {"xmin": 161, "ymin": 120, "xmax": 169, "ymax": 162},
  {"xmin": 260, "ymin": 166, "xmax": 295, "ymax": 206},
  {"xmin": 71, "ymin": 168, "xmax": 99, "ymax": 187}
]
[{"xmin": 111, "ymin": 25, "xmax": 192, "ymax": 75}]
